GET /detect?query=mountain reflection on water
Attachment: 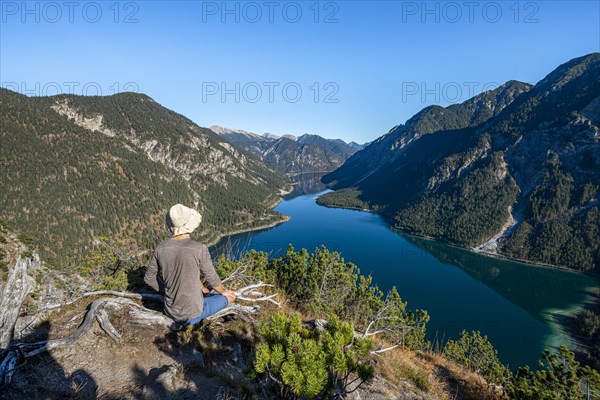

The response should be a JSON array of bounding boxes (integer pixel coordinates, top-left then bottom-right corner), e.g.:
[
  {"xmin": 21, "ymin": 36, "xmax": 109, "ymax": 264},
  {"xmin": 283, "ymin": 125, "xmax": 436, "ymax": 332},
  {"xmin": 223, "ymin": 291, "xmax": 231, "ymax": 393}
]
[
  {"xmin": 401, "ymin": 234, "xmax": 594, "ymax": 326},
  {"xmin": 283, "ymin": 172, "xmax": 328, "ymax": 200}
]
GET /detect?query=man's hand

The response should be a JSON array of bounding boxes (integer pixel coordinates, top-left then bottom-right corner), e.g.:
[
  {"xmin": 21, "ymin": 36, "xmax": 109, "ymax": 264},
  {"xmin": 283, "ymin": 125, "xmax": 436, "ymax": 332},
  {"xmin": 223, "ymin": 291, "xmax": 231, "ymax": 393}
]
[
  {"xmin": 200, "ymin": 282, "xmax": 210, "ymax": 294},
  {"xmin": 223, "ymin": 289, "xmax": 236, "ymax": 304},
  {"xmin": 214, "ymin": 283, "xmax": 236, "ymax": 304}
]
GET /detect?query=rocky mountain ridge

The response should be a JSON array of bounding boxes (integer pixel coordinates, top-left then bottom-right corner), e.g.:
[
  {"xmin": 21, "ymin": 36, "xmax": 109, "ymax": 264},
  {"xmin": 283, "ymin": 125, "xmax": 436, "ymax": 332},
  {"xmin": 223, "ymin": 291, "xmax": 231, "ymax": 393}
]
[
  {"xmin": 210, "ymin": 125, "xmax": 366, "ymax": 174},
  {"xmin": 324, "ymin": 80, "xmax": 533, "ymax": 189}
]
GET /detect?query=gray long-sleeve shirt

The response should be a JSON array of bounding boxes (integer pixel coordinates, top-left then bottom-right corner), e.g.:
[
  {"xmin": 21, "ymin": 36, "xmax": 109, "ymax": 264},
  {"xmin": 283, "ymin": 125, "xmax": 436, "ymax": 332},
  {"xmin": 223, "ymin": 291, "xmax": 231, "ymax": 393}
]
[{"xmin": 144, "ymin": 238, "xmax": 222, "ymax": 321}]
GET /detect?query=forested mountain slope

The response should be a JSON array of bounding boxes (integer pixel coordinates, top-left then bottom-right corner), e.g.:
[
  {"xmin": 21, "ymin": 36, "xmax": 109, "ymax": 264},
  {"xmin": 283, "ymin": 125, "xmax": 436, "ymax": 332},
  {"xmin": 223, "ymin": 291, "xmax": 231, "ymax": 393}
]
[
  {"xmin": 0, "ymin": 89, "xmax": 289, "ymax": 261},
  {"xmin": 320, "ymin": 53, "xmax": 600, "ymax": 271},
  {"xmin": 323, "ymin": 80, "xmax": 532, "ymax": 189}
]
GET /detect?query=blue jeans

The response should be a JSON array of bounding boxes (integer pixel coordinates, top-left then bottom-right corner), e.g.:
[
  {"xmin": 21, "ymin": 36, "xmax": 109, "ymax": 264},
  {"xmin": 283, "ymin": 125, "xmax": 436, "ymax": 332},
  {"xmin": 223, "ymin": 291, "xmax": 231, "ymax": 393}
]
[{"xmin": 185, "ymin": 294, "xmax": 229, "ymax": 326}]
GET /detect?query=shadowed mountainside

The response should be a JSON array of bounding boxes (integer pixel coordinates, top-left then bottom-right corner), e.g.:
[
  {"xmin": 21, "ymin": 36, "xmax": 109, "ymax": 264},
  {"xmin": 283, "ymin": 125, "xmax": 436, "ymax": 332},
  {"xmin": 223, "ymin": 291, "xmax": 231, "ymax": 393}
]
[{"xmin": 320, "ymin": 53, "xmax": 600, "ymax": 271}]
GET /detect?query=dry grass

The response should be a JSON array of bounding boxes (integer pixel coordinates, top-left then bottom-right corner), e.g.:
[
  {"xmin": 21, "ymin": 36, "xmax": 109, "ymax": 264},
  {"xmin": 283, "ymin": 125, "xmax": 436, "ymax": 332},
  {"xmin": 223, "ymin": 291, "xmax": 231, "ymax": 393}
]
[
  {"xmin": 418, "ymin": 352, "xmax": 507, "ymax": 400},
  {"xmin": 376, "ymin": 348, "xmax": 449, "ymax": 399},
  {"xmin": 374, "ymin": 348, "xmax": 507, "ymax": 400}
]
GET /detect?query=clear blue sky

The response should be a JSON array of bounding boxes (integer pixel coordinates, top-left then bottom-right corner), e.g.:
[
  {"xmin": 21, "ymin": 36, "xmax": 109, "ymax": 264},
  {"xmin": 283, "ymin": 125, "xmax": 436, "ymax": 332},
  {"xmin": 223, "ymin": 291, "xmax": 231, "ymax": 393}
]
[{"xmin": 1, "ymin": 1, "xmax": 599, "ymax": 143}]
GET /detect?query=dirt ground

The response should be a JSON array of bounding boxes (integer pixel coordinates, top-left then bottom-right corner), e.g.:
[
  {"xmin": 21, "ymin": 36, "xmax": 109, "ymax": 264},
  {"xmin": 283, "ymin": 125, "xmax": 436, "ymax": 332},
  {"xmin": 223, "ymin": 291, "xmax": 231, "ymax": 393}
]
[{"xmin": 1, "ymin": 298, "xmax": 259, "ymax": 400}]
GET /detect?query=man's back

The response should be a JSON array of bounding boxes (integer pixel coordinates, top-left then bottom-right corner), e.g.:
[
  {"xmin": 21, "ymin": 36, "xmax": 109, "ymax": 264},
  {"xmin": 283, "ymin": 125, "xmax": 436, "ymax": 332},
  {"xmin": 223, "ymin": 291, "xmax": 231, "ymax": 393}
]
[{"xmin": 144, "ymin": 238, "xmax": 222, "ymax": 321}]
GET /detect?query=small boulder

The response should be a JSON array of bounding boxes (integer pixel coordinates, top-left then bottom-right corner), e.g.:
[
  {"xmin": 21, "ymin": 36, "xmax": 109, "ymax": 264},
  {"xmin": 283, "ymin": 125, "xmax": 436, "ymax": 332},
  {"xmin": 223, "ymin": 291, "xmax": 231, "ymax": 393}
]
[{"xmin": 192, "ymin": 348, "xmax": 205, "ymax": 369}]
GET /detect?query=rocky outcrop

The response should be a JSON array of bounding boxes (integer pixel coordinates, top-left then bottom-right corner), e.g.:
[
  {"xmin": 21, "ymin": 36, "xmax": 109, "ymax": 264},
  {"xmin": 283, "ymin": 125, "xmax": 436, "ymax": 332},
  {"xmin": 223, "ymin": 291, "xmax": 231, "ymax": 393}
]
[
  {"xmin": 1, "ymin": 287, "xmax": 491, "ymax": 400},
  {"xmin": 52, "ymin": 100, "xmax": 265, "ymax": 188}
]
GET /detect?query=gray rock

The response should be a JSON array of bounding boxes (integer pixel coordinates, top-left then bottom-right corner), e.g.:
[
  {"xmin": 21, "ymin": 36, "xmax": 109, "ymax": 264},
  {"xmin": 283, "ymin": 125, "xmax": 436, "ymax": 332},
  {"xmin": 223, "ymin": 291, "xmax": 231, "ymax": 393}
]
[
  {"xmin": 192, "ymin": 348, "xmax": 205, "ymax": 369},
  {"xmin": 231, "ymin": 343, "xmax": 243, "ymax": 366},
  {"xmin": 155, "ymin": 364, "xmax": 179, "ymax": 392}
]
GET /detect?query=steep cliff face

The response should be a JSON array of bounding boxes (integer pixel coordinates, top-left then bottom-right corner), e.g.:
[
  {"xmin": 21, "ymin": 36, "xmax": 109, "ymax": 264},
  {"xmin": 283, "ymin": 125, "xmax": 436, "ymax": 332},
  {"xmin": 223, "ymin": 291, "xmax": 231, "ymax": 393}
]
[
  {"xmin": 0, "ymin": 90, "xmax": 289, "ymax": 259},
  {"xmin": 320, "ymin": 53, "xmax": 600, "ymax": 271},
  {"xmin": 48, "ymin": 95, "xmax": 282, "ymax": 188}
]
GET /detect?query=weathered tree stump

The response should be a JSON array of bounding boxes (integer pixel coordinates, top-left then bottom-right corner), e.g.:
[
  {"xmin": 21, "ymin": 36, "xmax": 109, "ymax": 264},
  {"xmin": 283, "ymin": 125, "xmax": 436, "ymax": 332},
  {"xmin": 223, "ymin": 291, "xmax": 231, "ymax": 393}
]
[{"xmin": 0, "ymin": 255, "xmax": 37, "ymax": 349}]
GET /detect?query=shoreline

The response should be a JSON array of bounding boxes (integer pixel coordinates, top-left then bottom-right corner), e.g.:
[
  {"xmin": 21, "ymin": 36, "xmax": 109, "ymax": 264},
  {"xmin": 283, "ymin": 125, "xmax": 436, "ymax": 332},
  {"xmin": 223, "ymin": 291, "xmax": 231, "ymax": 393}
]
[
  {"xmin": 206, "ymin": 215, "xmax": 291, "ymax": 248},
  {"xmin": 316, "ymin": 199, "xmax": 597, "ymax": 276},
  {"xmin": 206, "ymin": 196, "xmax": 291, "ymax": 248}
]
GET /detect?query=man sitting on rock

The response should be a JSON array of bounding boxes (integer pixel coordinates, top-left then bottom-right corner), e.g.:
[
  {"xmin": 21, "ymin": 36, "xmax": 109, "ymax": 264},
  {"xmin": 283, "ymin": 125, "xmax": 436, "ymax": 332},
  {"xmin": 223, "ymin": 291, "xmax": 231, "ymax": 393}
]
[{"xmin": 144, "ymin": 204, "xmax": 236, "ymax": 325}]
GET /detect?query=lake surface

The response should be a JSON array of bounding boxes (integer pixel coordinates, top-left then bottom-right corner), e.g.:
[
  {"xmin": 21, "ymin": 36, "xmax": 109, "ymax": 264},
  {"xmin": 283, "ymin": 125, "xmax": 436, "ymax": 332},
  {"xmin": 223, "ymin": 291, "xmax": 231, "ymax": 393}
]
[{"xmin": 213, "ymin": 175, "xmax": 598, "ymax": 369}]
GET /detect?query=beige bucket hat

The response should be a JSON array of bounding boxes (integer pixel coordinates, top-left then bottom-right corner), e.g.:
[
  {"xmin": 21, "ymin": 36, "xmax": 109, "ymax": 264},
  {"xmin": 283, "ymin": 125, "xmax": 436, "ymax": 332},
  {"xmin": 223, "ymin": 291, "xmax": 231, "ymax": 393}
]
[{"xmin": 167, "ymin": 204, "xmax": 202, "ymax": 236}]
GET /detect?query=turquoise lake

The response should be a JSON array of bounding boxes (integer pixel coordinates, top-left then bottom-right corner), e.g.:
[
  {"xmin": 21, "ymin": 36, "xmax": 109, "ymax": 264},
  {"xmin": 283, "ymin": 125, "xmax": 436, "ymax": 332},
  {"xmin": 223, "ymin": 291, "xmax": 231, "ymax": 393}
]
[{"xmin": 213, "ymin": 175, "xmax": 598, "ymax": 369}]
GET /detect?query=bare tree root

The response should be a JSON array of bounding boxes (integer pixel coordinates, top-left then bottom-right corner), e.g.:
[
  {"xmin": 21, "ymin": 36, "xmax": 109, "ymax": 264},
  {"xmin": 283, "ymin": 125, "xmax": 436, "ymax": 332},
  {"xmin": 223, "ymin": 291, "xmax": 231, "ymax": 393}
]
[{"xmin": 0, "ymin": 283, "xmax": 279, "ymax": 385}]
